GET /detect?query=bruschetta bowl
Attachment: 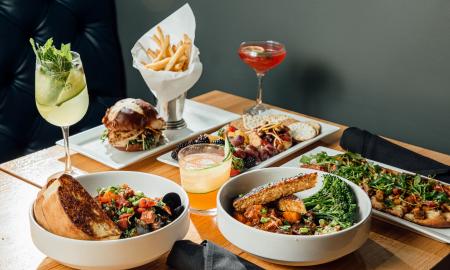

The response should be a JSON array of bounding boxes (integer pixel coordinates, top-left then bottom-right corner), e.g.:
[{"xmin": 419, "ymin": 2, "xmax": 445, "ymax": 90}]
[{"xmin": 29, "ymin": 171, "xmax": 190, "ymax": 270}]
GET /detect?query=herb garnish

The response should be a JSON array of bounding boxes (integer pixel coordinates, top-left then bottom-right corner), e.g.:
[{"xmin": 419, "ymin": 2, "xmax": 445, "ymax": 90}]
[{"xmin": 30, "ymin": 38, "xmax": 73, "ymax": 74}]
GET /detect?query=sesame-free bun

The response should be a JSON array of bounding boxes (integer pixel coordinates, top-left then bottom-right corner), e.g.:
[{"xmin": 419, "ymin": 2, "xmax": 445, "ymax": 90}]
[{"xmin": 102, "ymin": 98, "xmax": 165, "ymax": 132}]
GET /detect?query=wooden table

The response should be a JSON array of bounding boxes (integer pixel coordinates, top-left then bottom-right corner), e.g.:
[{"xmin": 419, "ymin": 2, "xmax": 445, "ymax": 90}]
[{"xmin": 1, "ymin": 90, "xmax": 449, "ymax": 270}]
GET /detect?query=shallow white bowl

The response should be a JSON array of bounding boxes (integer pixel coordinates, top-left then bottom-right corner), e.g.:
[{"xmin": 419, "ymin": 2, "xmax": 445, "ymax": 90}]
[
  {"xmin": 217, "ymin": 167, "xmax": 371, "ymax": 266},
  {"xmin": 29, "ymin": 171, "xmax": 190, "ymax": 270}
]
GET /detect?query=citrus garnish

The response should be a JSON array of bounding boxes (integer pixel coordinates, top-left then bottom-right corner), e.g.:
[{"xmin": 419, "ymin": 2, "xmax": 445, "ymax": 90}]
[
  {"xmin": 35, "ymin": 69, "xmax": 66, "ymax": 106},
  {"xmin": 223, "ymin": 135, "xmax": 233, "ymax": 162},
  {"xmin": 243, "ymin": 46, "xmax": 265, "ymax": 53},
  {"xmin": 55, "ymin": 68, "xmax": 86, "ymax": 106}
]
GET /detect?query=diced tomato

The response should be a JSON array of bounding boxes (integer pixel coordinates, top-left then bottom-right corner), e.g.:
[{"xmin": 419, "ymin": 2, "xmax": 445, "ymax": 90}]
[
  {"xmin": 117, "ymin": 218, "xmax": 129, "ymax": 230},
  {"xmin": 230, "ymin": 169, "xmax": 241, "ymax": 177},
  {"xmin": 138, "ymin": 198, "xmax": 157, "ymax": 208},
  {"xmin": 228, "ymin": 125, "xmax": 237, "ymax": 132},
  {"xmin": 98, "ymin": 191, "xmax": 117, "ymax": 203},
  {"xmin": 119, "ymin": 213, "xmax": 133, "ymax": 220},
  {"xmin": 116, "ymin": 213, "xmax": 132, "ymax": 230},
  {"xmin": 137, "ymin": 207, "xmax": 147, "ymax": 213},
  {"xmin": 115, "ymin": 196, "xmax": 130, "ymax": 208}
]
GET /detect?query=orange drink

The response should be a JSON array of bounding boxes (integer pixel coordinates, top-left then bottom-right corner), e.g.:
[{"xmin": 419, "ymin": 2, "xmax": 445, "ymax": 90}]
[{"xmin": 178, "ymin": 144, "xmax": 231, "ymax": 215}]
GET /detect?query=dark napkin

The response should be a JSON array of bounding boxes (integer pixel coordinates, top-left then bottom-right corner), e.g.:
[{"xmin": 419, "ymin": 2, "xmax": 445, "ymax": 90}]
[
  {"xmin": 340, "ymin": 127, "xmax": 450, "ymax": 183},
  {"xmin": 166, "ymin": 240, "xmax": 263, "ymax": 270}
]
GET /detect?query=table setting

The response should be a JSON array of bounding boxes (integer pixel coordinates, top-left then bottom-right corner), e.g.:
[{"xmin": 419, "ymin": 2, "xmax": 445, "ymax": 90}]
[{"xmin": 1, "ymin": 3, "xmax": 450, "ymax": 270}]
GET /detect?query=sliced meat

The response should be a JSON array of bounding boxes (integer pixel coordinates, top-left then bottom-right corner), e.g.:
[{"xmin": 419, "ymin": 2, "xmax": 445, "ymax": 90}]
[
  {"xmin": 233, "ymin": 173, "xmax": 317, "ymax": 212},
  {"xmin": 277, "ymin": 195, "xmax": 306, "ymax": 214}
]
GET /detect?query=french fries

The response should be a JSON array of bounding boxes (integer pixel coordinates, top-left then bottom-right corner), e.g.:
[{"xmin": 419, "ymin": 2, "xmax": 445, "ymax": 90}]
[{"xmin": 142, "ymin": 25, "xmax": 192, "ymax": 72}]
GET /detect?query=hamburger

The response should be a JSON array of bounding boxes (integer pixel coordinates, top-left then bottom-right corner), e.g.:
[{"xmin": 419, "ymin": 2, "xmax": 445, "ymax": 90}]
[{"xmin": 101, "ymin": 98, "xmax": 166, "ymax": 152}]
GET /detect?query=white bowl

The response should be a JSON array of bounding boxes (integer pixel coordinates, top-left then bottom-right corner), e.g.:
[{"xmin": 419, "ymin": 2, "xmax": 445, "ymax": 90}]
[
  {"xmin": 29, "ymin": 171, "xmax": 190, "ymax": 270},
  {"xmin": 217, "ymin": 167, "xmax": 371, "ymax": 266}
]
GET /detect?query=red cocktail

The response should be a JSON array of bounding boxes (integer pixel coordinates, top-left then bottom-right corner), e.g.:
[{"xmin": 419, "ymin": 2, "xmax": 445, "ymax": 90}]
[{"xmin": 238, "ymin": 41, "xmax": 286, "ymax": 115}]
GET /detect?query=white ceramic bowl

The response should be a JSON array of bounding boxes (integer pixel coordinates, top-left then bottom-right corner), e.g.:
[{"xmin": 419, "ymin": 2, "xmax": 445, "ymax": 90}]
[
  {"xmin": 29, "ymin": 171, "xmax": 190, "ymax": 270},
  {"xmin": 217, "ymin": 167, "xmax": 371, "ymax": 266}
]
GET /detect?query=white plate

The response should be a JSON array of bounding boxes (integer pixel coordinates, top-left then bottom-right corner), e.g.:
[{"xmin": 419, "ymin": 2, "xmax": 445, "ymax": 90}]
[
  {"xmin": 282, "ymin": 146, "xmax": 450, "ymax": 243},
  {"xmin": 56, "ymin": 99, "xmax": 240, "ymax": 169},
  {"xmin": 157, "ymin": 108, "xmax": 340, "ymax": 169}
]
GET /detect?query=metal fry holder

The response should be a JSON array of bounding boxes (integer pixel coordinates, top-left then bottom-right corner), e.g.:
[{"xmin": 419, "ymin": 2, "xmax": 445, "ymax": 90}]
[{"xmin": 157, "ymin": 93, "xmax": 187, "ymax": 130}]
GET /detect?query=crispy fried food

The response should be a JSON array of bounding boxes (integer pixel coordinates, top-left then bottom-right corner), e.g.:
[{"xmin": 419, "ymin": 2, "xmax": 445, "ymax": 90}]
[
  {"xmin": 165, "ymin": 44, "xmax": 187, "ymax": 71},
  {"xmin": 233, "ymin": 173, "xmax": 317, "ymax": 212},
  {"xmin": 143, "ymin": 25, "xmax": 192, "ymax": 72},
  {"xmin": 144, "ymin": 58, "xmax": 170, "ymax": 71},
  {"xmin": 278, "ymin": 195, "xmax": 306, "ymax": 214},
  {"xmin": 146, "ymin": 48, "xmax": 157, "ymax": 59}
]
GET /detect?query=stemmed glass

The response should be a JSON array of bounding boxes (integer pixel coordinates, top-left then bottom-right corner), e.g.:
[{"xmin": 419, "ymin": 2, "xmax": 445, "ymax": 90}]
[
  {"xmin": 238, "ymin": 41, "xmax": 286, "ymax": 115},
  {"xmin": 35, "ymin": 51, "xmax": 89, "ymax": 176}
]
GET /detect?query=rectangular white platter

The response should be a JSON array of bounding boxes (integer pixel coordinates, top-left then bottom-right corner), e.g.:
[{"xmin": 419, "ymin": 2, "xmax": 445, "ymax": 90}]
[
  {"xmin": 282, "ymin": 146, "xmax": 450, "ymax": 243},
  {"xmin": 157, "ymin": 108, "xmax": 341, "ymax": 170},
  {"xmin": 56, "ymin": 99, "xmax": 240, "ymax": 169}
]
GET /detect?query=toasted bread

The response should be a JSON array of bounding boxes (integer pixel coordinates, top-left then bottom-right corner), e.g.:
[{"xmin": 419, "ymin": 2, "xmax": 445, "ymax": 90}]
[
  {"xmin": 288, "ymin": 122, "xmax": 317, "ymax": 142},
  {"xmin": 233, "ymin": 173, "xmax": 317, "ymax": 212},
  {"xmin": 34, "ymin": 174, "xmax": 121, "ymax": 240}
]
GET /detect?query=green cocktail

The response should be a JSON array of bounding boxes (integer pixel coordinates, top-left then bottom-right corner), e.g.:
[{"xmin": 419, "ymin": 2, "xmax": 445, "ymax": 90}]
[{"xmin": 31, "ymin": 38, "xmax": 89, "ymax": 175}]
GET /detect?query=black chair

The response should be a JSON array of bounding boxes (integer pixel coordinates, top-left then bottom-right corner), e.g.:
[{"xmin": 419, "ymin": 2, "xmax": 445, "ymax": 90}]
[{"xmin": 0, "ymin": 0, "xmax": 126, "ymax": 162}]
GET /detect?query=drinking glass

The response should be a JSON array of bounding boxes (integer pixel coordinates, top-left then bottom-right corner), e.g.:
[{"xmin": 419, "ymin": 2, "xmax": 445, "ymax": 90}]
[
  {"xmin": 238, "ymin": 41, "xmax": 286, "ymax": 115},
  {"xmin": 35, "ymin": 51, "xmax": 89, "ymax": 176},
  {"xmin": 178, "ymin": 144, "xmax": 232, "ymax": 215}
]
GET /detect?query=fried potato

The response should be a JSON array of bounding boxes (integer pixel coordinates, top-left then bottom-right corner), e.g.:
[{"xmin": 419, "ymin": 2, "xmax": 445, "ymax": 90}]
[
  {"xmin": 146, "ymin": 48, "xmax": 157, "ymax": 59},
  {"xmin": 143, "ymin": 25, "xmax": 193, "ymax": 72},
  {"xmin": 165, "ymin": 44, "xmax": 186, "ymax": 71},
  {"xmin": 144, "ymin": 57, "xmax": 170, "ymax": 71},
  {"xmin": 151, "ymin": 35, "xmax": 161, "ymax": 47}
]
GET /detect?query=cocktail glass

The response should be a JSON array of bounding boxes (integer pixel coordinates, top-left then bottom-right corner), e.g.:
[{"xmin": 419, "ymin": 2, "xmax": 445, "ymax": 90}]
[
  {"xmin": 238, "ymin": 40, "xmax": 286, "ymax": 115},
  {"xmin": 178, "ymin": 144, "xmax": 232, "ymax": 215},
  {"xmin": 35, "ymin": 51, "xmax": 89, "ymax": 177}
]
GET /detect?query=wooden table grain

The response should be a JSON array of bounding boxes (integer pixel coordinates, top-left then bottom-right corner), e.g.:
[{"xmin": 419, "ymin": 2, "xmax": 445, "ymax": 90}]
[{"xmin": 1, "ymin": 90, "xmax": 449, "ymax": 270}]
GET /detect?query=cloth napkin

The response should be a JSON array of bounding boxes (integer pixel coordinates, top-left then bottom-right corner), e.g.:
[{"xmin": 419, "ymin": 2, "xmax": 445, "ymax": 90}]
[
  {"xmin": 166, "ymin": 240, "xmax": 263, "ymax": 270},
  {"xmin": 340, "ymin": 127, "xmax": 450, "ymax": 183}
]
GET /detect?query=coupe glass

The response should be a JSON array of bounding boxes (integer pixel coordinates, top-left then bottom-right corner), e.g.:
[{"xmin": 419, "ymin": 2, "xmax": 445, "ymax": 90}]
[
  {"xmin": 238, "ymin": 41, "xmax": 286, "ymax": 115},
  {"xmin": 178, "ymin": 144, "xmax": 232, "ymax": 215},
  {"xmin": 35, "ymin": 51, "xmax": 89, "ymax": 176}
]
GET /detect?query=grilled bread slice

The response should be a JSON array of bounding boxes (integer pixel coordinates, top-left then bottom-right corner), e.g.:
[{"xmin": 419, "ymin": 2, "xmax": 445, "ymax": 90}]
[
  {"xmin": 233, "ymin": 173, "xmax": 317, "ymax": 212},
  {"xmin": 34, "ymin": 174, "xmax": 121, "ymax": 240}
]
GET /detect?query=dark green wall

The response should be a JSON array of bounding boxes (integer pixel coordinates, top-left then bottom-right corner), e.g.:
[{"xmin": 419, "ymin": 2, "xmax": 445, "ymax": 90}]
[{"xmin": 115, "ymin": 0, "xmax": 450, "ymax": 154}]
